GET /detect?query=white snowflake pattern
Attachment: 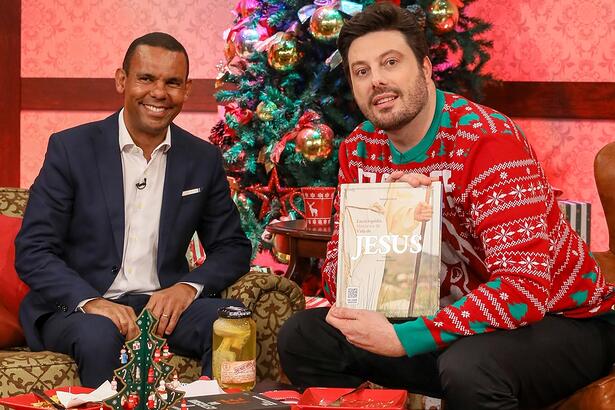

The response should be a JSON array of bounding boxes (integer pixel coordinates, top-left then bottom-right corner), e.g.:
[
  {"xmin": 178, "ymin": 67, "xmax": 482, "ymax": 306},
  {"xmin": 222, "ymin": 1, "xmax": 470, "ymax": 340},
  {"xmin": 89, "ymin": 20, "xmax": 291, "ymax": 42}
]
[
  {"xmin": 449, "ymin": 151, "xmax": 455, "ymax": 158},
  {"xmin": 494, "ymin": 227, "xmax": 514, "ymax": 243},
  {"xmin": 472, "ymin": 122, "xmax": 483, "ymax": 128},
  {"xmin": 370, "ymin": 154, "xmax": 376, "ymax": 160},
  {"xmin": 449, "ymin": 182, "xmax": 456, "ymax": 191},
  {"xmin": 470, "ymin": 203, "xmax": 480, "ymax": 219},
  {"xmin": 572, "ymin": 250, "xmax": 579, "ymax": 256},
  {"xmin": 431, "ymin": 151, "xmax": 436, "ymax": 158},
  {"xmin": 537, "ymin": 217, "xmax": 547, "ymax": 230},
  {"xmin": 518, "ymin": 256, "xmax": 539, "ymax": 271},
  {"xmin": 517, "ymin": 222, "xmax": 534, "ymax": 237},
  {"xmin": 500, "ymin": 292, "xmax": 509, "ymax": 301},
  {"xmin": 500, "ymin": 171, "xmax": 508, "ymax": 179},
  {"xmin": 461, "ymin": 311, "xmax": 470, "ymax": 318},
  {"xmin": 434, "ymin": 321, "xmax": 444, "ymax": 328},
  {"xmin": 456, "ymin": 149, "xmax": 465, "ymax": 156},
  {"xmin": 494, "ymin": 255, "xmax": 515, "ymax": 268},
  {"xmin": 526, "ymin": 167, "xmax": 531, "ymax": 174},
  {"xmin": 486, "ymin": 191, "xmax": 507, "ymax": 207},
  {"xmin": 549, "ymin": 237, "xmax": 556, "ymax": 252},
  {"xmin": 510, "ymin": 184, "xmax": 525, "ymax": 200}
]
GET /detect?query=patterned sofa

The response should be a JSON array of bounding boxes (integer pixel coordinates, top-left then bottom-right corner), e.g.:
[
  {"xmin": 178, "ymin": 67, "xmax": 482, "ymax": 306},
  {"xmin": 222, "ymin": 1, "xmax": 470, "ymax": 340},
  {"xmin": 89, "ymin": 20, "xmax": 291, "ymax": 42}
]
[{"xmin": 0, "ymin": 188, "xmax": 305, "ymax": 398}]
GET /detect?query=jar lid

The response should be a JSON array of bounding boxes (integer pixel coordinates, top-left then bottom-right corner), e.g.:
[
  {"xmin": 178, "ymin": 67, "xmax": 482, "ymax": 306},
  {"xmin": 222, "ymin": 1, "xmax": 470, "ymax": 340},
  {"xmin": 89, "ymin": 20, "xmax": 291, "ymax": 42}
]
[{"xmin": 218, "ymin": 306, "xmax": 252, "ymax": 319}]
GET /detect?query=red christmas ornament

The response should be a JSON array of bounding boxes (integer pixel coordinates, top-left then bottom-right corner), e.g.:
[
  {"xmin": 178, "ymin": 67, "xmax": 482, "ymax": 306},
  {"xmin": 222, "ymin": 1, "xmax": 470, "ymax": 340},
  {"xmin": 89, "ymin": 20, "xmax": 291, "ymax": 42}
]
[
  {"xmin": 153, "ymin": 348, "xmax": 161, "ymax": 363},
  {"xmin": 246, "ymin": 168, "xmax": 298, "ymax": 218},
  {"xmin": 147, "ymin": 394, "xmax": 155, "ymax": 409},
  {"xmin": 162, "ymin": 343, "xmax": 171, "ymax": 359}
]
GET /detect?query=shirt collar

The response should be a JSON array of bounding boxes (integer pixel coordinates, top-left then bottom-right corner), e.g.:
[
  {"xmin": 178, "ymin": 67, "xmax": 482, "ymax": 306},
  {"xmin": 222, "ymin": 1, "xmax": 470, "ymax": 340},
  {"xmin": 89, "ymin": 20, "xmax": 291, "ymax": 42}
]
[{"xmin": 118, "ymin": 108, "xmax": 172, "ymax": 154}]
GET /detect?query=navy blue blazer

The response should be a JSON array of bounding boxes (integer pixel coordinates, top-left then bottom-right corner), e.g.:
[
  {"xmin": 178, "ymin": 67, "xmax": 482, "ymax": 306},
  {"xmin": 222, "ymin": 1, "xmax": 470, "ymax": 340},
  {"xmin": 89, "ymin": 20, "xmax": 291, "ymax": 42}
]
[{"xmin": 15, "ymin": 112, "xmax": 252, "ymax": 350}]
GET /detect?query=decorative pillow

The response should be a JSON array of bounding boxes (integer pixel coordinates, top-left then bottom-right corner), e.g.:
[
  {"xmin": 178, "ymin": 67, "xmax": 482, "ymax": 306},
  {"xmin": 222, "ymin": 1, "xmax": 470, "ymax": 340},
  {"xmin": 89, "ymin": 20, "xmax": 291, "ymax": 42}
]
[
  {"xmin": 0, "ymin": 303, "xmax": 24, "ymax": 348},
  {"xmin": 0, "ymin": 214, "xmax": 29, "ymax": 317}
]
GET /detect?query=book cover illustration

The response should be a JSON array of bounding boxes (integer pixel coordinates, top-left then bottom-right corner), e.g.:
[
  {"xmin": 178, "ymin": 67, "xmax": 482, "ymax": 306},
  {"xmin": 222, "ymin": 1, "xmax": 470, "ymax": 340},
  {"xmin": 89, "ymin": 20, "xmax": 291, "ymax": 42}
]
[{"xmin": 337, "ymin": 182, "xmax": 442, "ymax": 319}]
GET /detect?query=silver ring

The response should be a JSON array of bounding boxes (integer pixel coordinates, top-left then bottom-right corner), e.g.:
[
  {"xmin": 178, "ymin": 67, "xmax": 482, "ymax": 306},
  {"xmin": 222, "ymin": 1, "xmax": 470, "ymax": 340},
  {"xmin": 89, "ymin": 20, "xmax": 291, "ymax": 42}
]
[{"xmin": 161, "ymin": 314, "xmax": 170, "ymax": 318}]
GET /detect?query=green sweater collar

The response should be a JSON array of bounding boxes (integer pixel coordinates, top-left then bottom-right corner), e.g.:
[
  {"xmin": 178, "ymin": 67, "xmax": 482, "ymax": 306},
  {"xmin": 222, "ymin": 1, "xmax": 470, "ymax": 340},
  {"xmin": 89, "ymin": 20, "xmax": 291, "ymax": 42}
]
[{"xmin": 389, "ymin": 89, "xmax": 444, "ymax": 164}]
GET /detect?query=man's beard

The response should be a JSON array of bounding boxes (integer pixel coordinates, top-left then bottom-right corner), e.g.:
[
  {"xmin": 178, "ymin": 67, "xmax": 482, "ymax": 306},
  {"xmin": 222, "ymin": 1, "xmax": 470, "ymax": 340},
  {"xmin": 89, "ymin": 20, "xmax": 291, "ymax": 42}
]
[{"xmin": 362, "ymin": 74, "xmax": 428, "ymax": 132}]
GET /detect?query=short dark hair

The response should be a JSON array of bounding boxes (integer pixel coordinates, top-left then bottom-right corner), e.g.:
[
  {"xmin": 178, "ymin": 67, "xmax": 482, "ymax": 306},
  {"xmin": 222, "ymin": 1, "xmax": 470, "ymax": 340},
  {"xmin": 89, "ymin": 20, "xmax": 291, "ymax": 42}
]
[
  {"xmin": 122, "ymin": 32, "xmax": 190, "ymax": 78},
  {"xmin": 337, "ymin": 2, "xmax": 428, "ymax": 81}
]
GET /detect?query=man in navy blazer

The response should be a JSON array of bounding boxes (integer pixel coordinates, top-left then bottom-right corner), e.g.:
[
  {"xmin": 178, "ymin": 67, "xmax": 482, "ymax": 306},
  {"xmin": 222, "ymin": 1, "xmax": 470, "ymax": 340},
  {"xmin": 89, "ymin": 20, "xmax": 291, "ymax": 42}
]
[{"xmin": 14, "ymin": 32, "xmax": 252, "ymax": 387}]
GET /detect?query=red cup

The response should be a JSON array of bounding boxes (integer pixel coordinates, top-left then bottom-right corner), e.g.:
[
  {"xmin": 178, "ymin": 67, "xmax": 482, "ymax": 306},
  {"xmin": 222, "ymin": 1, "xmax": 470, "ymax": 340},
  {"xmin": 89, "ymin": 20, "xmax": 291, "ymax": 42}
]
[{"xmin": 290, "ymin": 187, "xmax": 335, "ymax": 231}]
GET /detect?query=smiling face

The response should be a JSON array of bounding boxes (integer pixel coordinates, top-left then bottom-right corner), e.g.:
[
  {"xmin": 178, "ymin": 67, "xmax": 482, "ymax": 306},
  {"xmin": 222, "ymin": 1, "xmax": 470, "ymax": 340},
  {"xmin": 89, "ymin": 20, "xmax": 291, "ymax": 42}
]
[
  {"xmin": 115, "ymin": 45, "xmax": 192, "ymax": 142},
  {"xmin": 348, "ymin": 30, "xmax": 431, "ymax": 132}
]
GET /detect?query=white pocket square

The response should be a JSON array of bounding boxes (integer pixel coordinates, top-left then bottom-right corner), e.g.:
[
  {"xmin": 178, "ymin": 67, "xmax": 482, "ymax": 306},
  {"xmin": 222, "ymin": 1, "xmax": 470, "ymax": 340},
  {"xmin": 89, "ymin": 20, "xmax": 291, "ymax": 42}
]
[{"xmin": 182, "ymin": 188, "xmax": 202, "ymax": 197}]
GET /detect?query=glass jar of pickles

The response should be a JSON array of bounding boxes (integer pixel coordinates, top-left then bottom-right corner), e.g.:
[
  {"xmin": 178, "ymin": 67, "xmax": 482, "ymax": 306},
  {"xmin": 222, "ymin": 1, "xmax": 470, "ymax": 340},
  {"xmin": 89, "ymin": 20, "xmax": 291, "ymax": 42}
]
[{"xmin": 212, "ymin": 306, "xmax": 256, "ymax": 391}]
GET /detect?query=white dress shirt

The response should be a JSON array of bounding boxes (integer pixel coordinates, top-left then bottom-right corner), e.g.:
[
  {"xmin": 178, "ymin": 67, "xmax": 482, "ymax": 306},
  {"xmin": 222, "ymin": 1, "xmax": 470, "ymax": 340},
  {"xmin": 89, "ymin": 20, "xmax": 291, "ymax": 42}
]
[{"xmin": 77, "ymin": 109, "xmax": 202, "ymax": 308}]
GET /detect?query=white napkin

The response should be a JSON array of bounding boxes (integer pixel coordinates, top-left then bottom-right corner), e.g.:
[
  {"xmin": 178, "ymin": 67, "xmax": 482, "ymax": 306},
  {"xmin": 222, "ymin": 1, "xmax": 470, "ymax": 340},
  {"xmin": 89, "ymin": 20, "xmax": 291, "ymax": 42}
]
[
  {"xmin": 172, "ymin": 380, "xmax": 225, "ymax": 398},
  {"xmin": 56, "ymin": 381, "xmax": 116, "ymax": 408}
]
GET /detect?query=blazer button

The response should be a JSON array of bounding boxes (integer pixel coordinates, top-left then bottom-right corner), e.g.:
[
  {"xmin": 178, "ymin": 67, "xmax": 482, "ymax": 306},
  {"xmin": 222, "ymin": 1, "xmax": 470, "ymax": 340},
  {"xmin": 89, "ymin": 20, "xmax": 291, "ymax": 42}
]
[
  {"xmin": 111, "ymin": 266, "xmax": 120, "ymax": 275},
  {"xmin": 61, "ymin": 305, "xmax": 68, "ymax": 312}
]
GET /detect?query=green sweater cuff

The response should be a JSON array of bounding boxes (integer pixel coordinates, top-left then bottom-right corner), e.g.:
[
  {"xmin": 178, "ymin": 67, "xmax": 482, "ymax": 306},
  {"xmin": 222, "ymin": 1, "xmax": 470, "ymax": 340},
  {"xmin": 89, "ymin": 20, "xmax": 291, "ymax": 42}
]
[{"xmin": 393, "ymin": 317, "xmax": 439, "ymax": 357}]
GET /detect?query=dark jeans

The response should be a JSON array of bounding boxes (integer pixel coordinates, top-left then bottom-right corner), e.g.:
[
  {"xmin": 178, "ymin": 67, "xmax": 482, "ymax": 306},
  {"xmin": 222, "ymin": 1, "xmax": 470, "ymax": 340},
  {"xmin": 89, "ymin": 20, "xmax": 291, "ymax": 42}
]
[
  {"xmin": 40, "ymin": 294, "xmax": 242, "ymax": 387},
  {"xmin": 278, "ymin": 308, "xmax": 615, "ymax": 410}
]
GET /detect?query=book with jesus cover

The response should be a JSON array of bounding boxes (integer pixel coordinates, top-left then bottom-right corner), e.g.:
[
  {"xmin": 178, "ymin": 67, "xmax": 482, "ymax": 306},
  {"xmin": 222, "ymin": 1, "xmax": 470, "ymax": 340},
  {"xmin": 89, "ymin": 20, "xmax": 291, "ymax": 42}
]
[{"xmin": 336, "ymin": 182, "xmax": 442, "ymax": 319}]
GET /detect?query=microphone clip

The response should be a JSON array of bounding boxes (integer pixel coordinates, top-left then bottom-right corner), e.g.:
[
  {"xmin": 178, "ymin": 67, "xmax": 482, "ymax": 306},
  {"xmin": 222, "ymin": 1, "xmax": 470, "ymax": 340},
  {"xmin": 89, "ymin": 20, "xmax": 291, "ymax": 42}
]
[{"xmin": 136, "ymin": 178, "xmax": 147, "ymax": 190}]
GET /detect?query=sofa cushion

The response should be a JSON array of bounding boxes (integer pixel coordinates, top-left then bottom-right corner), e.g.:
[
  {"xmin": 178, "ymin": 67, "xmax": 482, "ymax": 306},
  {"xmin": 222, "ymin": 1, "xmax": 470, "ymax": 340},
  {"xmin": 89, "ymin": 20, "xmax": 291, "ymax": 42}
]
[
  {"xmin": 0, "ymin": 347, "xmax": 201, "ymax": 399},
  {"xmin": 0, "ymin": 348, "xmax": 80, "ymax": 397},
  {"xmin": 0, "ymin": 215, "xmax": 29, "ymax": 319}
]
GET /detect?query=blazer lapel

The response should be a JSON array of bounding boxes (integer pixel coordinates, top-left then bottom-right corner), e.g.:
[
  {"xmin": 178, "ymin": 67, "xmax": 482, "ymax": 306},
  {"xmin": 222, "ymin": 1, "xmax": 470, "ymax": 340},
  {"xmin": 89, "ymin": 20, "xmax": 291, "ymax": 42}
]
[
  {"xmin": 93, "ymin": 112, "xmax": 125, "ymax": 260},
  {"xmin": 157, "ymin": 125, "xmax": 187, "ymax": 272}
]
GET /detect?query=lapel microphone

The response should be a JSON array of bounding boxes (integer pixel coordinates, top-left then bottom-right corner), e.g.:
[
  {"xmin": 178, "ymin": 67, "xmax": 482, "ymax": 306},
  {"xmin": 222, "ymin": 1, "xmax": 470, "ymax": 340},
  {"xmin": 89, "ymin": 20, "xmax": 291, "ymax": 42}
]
[{"xmin": 136, "ymin": 178, "xmax": 147, "ymax": 190}]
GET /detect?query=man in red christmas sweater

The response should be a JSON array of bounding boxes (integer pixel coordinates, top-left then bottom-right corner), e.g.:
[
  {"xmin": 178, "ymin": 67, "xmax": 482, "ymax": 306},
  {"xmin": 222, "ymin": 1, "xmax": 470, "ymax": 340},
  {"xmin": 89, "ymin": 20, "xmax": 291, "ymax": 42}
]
[{"xmin": 277, "ymin": 3, "xmax": 615, "ymax": 409}]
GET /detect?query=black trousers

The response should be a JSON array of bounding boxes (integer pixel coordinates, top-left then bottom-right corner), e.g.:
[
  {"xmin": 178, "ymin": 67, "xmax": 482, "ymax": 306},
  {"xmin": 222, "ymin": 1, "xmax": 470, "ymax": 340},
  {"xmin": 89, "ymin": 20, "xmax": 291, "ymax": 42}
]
[
  {"xmin": 278, "ymin": 308, "xmax": 615, "ymax": 410},
  {"xmin": 40, "ymin": 294, "xmax": 243, "ymax": 387}
]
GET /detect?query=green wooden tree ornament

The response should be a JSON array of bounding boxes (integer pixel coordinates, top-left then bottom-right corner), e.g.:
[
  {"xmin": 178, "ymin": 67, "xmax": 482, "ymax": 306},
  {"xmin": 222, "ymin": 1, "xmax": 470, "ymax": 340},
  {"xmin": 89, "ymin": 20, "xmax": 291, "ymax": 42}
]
[{"xmin": 103, "ymin": 310, "xmax": 184, "ymax": 410}]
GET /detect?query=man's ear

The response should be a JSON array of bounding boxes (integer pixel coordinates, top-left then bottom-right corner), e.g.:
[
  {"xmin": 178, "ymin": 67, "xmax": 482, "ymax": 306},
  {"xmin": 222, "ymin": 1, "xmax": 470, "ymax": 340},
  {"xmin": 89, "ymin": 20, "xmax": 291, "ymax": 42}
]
[
  {"xmin": 184, "ymin": 79, "xmax": 193, "ymax": 101},
  {"xmin": 115, "ymin": 68, "xmax": 126, "ymax": 94},
  {"xmin": 422, "ymin": 57, "xmax": 433, "ymax": 80}
]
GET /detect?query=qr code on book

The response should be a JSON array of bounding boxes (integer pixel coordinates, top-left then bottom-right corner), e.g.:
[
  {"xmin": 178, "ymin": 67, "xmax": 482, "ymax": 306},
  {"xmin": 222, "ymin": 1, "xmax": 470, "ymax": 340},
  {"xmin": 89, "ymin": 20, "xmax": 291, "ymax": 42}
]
[{"xmin": 346, "ymin": 287, "xmax": 359, "ymax": 305}]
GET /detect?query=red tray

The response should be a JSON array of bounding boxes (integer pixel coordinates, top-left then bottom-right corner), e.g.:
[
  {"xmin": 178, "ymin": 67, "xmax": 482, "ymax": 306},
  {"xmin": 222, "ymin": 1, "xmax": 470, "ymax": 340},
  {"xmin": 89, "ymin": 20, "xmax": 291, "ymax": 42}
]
[
  {"xmin": 297, "ymin": 388, "xmax": 407, "ymax": 410},
  {"xmin": 0, "ymin": 386, "xmax": 98, "ymax": 410}
]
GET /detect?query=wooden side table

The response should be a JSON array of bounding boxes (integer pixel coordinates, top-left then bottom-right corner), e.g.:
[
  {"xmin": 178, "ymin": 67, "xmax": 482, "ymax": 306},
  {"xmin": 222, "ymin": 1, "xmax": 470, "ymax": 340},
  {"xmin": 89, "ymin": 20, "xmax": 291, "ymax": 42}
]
[{"xmin": 267, "ymin": 220, "xmax": 332, "ymax": 284}]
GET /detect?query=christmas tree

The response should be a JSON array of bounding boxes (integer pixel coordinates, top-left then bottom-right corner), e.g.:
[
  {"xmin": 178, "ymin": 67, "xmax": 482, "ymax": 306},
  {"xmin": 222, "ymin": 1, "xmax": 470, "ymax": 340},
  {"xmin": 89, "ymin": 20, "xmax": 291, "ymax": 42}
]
[
  {"xmin": 211, "ymin": 0, "xmax": 495, "ymax": 256},
  {"xmin": 103, "ymin": 310, "xmax": 184, "ymax": 410}
]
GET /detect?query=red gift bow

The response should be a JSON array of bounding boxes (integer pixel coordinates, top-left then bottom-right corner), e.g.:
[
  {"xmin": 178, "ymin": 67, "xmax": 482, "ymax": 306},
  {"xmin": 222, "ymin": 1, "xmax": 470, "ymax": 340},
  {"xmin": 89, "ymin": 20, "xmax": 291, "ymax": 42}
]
[{"xmin": 224, "ymin": 102, "xmax": 253, "ymax": 126}]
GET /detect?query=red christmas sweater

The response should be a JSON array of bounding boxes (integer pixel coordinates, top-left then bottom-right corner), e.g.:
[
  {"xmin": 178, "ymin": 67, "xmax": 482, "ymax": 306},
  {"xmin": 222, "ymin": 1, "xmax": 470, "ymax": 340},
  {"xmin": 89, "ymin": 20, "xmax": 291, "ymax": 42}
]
[{"xmin": 322, "ymin": 89, "xmax": 615, "ymax": 357}]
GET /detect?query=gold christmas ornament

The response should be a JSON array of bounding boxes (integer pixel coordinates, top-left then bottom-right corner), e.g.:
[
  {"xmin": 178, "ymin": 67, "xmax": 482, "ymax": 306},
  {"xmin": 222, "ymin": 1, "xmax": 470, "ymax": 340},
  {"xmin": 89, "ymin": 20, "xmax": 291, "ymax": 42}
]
[
  {"xmin": 273, "ymin": 247, "xmax": 290, "ymax": 264},
  {"xmin": 309, "ymin": 6, "xmax": 344, "ymax": 42},
  {"xmin": 295, "ymin": 124, "xmax": 334, "ymax": 161},
  {"xmin": 267, "ymin": 33, "xmax": 301, "ymax": 71},
  {"xmin": 428, "ymin": 0, "xmax": 459, "ymax": 34},
  {"xmin": 256, "ymin": 101, "xmax": 277, "ymax": 121}
]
